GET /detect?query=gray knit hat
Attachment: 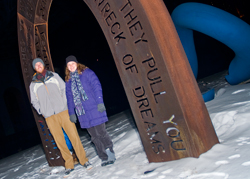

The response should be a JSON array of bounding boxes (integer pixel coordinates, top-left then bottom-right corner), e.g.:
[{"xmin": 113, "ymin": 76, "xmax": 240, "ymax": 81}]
[{"xmin": 32, "ymin": 58, "xmax": 45, "ymax": 69}]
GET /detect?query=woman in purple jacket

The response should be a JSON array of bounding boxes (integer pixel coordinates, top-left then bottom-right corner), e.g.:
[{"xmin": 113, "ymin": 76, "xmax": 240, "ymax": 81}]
[{"xmin": 65, "ymin": 55, "xmax": 115, "ymax": 166}]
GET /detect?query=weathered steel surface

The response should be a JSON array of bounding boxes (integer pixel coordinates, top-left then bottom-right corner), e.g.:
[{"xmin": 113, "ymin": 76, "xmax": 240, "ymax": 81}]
[
  {"xmin": 17, "ymin": 0, "xmax": 64, "ymax": 167},
  {"xmin": 17, "ymin": 0, "xmax": 219, "ymax": 164},
  {"xmin": 83, "ymin": 0, "xmax": 219, "ymax": 162}
]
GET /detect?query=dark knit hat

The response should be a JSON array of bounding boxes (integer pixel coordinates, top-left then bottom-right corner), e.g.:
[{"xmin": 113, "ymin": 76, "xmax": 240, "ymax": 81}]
[
  {"xmin": 66, "ymin": 55, "xmax": 78, "ymax": 64},
  {"xmin": 32, "ymin": 58, "xmax": 44, "ymax": 69}
]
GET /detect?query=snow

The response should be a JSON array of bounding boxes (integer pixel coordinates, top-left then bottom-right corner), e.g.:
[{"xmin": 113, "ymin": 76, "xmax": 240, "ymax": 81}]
[{"xmin": 1, "ymin": 73, "xmax": 250, "ymax": 179}]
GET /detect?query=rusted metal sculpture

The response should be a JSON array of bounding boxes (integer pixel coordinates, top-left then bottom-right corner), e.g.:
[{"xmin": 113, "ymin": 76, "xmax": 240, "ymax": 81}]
[
  {"xmin": 17, "ymin": 0, "xmax": 65, "ymax": 166},
  {"xmin": 17, "ymin": 0, "xmax": 219, "ymax": 166}
]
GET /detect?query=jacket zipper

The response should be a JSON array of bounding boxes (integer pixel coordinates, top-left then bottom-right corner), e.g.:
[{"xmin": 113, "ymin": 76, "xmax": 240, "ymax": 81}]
[
  {"xmin": 44, "ymin": 76, "xmax": 50, "ymax": 94},
  {"xmin": 44, "ymin": 82, "xmax": 49, "ymax": 94}
]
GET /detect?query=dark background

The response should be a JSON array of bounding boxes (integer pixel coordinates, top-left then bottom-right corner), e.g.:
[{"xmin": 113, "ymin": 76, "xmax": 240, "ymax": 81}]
[{"xmin": 0, "ymin": 0, "xmax": 249, "ymax": 159}]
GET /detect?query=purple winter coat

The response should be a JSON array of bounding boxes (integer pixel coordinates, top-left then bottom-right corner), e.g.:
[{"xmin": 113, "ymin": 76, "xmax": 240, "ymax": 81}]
[{"xmin": 66, "ymin": 68, "xmax": 108, "ymax": 128}]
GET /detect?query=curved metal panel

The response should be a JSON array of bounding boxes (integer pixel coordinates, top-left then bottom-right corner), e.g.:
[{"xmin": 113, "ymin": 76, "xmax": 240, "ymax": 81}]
[
  {"xmin": 17, "ymin": 0, "xmax": 219, "ymax": 164},
  {"xmin": 83, "ymin": 0, "xmax": 219, "ymax": 162},
  {"xmin": 17, "ymin": 0, "xmax": 64, "ymax": 167},
  {"xmin": 18, "ymin": 0, "xmax": 38, "ymax": 23}
]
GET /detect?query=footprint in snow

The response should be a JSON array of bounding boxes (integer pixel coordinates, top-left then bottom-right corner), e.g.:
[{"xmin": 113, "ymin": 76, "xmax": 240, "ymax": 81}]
[
  {"xmin": 242, "ymin": 161, "xmax": 250, "ymax": 166},
  {"xmin": 215, "ymin": 160, "xmax": 229, "ymax": 166},
  {"xmin": 186, "ymin": 172, "xmax": 229, "ymax": 179},
  {"xmin": 228, "ymin": 154, "xmax": 240, "ymax": 160},
  {"xmin": 161, "ymin": 168, "xmax": 173, "ymax": 174}
]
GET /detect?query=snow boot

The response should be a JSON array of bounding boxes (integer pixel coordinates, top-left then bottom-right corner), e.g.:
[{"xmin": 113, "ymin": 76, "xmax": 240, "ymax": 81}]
[
  {"xmin": 101, "ymin": 160, "xmax": 114, "ymax": 166},
  {"xmin": 64, "ymin": 169, "xmax": 74, "ymax": 178},
  {"xmin": 101, "ymin": 148, "xmax": 116, "ymax": 166},
  {"xmin": 106, "ymin": 148, "xmax": 116, "ymax": 162},
  {"xmin": 83, "ymin": 161, "xmax": 93, "ymax": 170}
]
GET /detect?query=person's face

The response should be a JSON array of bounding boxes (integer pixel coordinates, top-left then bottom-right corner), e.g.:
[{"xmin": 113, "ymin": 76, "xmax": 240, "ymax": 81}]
[
  {"xmin": 35, "ymin": 62, "xmax": 44, "ymax": 73},
  {"xmin": 67, "ymin": 61, "xmax": 77, "ymax": 72}
]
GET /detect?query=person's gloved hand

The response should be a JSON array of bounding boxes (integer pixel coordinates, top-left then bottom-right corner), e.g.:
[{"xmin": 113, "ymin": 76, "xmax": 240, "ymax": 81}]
[
  {"xmin": 97, "ymin": 103, "xmax": 106, "ymax": 113},
  {"xmin": 70, "ymin": 114, "xmax": 77, "ymax": 123}
]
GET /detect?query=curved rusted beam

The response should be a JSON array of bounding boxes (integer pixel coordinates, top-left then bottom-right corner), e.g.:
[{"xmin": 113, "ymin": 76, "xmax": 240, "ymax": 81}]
[
  {"xmin": 83, "ymin": 0, "xmax": 218, "ymax": 162},
  {"xmin": 17, "ymin": 0, "xmax": 219, "ymax": 164},
  {"xmin": 17, "ymin": 0, "xmax": 64, "ymax": 167}
]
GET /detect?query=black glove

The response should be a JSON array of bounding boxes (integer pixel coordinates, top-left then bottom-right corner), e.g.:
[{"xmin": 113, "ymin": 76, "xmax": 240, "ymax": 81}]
[
  {"xmin": 97, "ymin": 103, "xmax": 106, "ymax": 113},
  {"xmin": 69, "ymin": 114, "xmax": 77, "ymax": 123}
]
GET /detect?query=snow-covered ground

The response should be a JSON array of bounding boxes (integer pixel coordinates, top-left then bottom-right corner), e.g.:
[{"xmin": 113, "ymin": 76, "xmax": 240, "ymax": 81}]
[{"xmin": 1, "ymin": 72, "xmax": 250, "ymax": 179}]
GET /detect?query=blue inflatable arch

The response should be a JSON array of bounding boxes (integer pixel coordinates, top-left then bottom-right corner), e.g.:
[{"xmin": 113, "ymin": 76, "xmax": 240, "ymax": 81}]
[{"xmin": 171, "ymin": 2, "xmax": 250, "ymax": 85}]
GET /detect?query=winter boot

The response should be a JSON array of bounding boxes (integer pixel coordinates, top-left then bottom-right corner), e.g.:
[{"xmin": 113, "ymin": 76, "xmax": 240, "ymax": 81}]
[
  {"xmin": 64, "ymin": 169, "xmax": 74, "ymax": 178},
  {"xmin": 106, "ymin": 148, "xmax": 116, "ymax": 162},
  {"xmin": 83, "ymin": 161, "xmax": 93, "ymax": 170},
  {"xmin": 101, "ymin": 148, "xmax": 116, "ymax": 166},
  {"xmin": 101, "ymin": 160, "xmax": 114, "ymax": 166}
]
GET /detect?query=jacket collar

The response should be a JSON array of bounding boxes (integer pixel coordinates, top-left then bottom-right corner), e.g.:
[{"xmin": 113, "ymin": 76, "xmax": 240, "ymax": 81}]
[{"xmin": 32, "ymin": 70, "xmax": 54, "ymax": 83}]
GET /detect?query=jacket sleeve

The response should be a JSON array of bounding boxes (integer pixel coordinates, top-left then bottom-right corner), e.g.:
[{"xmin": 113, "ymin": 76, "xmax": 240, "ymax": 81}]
[
  {"xmin": 66, "ymin": 81, "xmax": 75, "ymax": 115},
  {"xmin": 29, "ymin": 83, "xmax": 42, "ymax": 115},
  {"xmin": 86, "ymin": 69, "xmax": 104, "ymax": 104}
]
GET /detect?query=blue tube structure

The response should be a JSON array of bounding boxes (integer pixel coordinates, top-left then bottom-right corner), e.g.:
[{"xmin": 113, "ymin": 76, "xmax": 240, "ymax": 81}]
[
  {"xmin": 202, "ymin": 89, "xmax": 215, "ymax": 102},
  {"xmin": 171, "ymin": 2, "xmax": 250, "ymax": 85}
]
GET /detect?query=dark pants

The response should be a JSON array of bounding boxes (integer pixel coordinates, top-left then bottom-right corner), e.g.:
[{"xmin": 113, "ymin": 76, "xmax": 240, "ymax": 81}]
[{"xmin": 87, "ymin": 123, "xmax": 113, "ymax": 161}]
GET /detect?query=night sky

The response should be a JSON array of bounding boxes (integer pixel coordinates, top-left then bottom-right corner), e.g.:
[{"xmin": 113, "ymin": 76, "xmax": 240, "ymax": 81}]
[{"xmin": 0, "ymin": 0, "xmax": 249, "ymax": 159}]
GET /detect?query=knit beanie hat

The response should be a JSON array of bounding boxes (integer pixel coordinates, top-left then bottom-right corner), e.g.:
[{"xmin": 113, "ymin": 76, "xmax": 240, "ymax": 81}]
[
  {"xmin": 66, "ymin": 55, "xmax": 78, "ymax": 64},
  {"xmin": 32, "ymin": 58, "xmax": 45, "ymax": 69}
]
